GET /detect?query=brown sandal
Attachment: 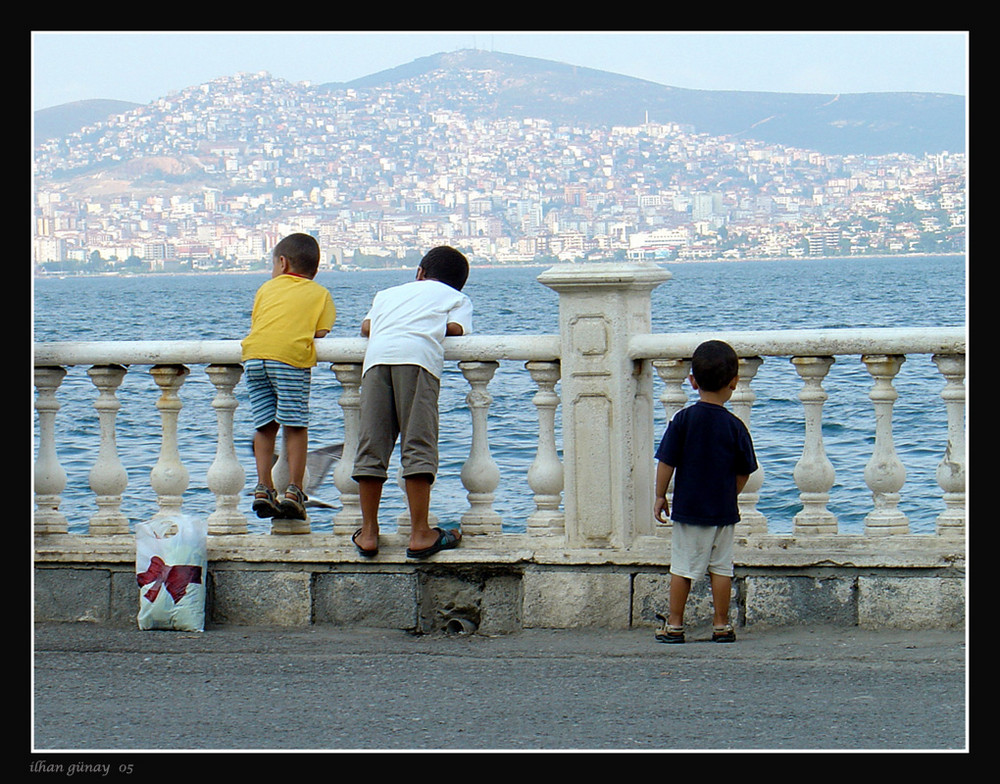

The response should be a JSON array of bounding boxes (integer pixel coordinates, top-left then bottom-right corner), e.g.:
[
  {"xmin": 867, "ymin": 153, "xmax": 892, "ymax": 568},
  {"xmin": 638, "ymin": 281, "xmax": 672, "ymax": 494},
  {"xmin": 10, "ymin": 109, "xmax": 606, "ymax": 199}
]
[
  {"xmin": 712, "ymin": 624, "xmax": 736, "ymax": 643},
  {"xmin": 654, "ymin": 613, "xmax": 685, "ymax": 644}
]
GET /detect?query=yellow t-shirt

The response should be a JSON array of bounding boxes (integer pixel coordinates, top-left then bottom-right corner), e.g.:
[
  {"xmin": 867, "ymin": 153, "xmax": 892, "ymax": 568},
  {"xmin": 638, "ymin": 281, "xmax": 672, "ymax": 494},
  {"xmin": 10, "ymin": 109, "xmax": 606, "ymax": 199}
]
[{"xmin": 241, "ymin": 275, "xmax": 337, "ymax": 368}]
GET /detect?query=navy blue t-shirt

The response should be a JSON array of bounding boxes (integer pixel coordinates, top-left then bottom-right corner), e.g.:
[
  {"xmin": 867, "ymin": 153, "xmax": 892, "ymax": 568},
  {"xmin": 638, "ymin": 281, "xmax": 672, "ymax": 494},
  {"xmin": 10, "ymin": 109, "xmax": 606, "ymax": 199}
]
[{"xmin": 655, "ymin": 401, "xmax": 758, "ymax": 526}]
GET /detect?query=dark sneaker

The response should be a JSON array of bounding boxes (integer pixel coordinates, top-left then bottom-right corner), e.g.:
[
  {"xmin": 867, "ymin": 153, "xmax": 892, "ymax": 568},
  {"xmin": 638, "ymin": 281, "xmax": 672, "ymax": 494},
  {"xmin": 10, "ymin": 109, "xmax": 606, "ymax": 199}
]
[
  {"xmin": 252, "ymin": 484, "xmax": 281, "ymax": 519},
  {"xmin": 277, "ymin": 484, "xmax": 307, "ymax": 520}
]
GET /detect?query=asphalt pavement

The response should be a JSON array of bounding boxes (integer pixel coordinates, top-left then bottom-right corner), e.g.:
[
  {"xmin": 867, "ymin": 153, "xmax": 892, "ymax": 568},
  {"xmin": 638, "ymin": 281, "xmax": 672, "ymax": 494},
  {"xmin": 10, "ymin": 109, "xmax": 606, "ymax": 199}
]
[{"xmin": 32, "ymin": 621, "xmax": 967, "ymax": 755}]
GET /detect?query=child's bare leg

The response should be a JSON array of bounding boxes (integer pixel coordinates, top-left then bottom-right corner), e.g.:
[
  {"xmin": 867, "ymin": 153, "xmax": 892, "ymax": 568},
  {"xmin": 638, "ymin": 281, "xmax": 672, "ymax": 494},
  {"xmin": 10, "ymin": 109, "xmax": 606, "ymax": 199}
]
[
  {"xmin": 253, "ymin": 422, "xmax": 280, "ymax": 487},
  {"xmin": 281, "ymin": 425, "xmax": 308, "ymax": 490},
  {"xmin": 710, "ymin": 572, "xmax": 732, "ymax": 627},
  {"xmin": 668, "ymin": 573, "xmax": 691, "ymax": 628}
]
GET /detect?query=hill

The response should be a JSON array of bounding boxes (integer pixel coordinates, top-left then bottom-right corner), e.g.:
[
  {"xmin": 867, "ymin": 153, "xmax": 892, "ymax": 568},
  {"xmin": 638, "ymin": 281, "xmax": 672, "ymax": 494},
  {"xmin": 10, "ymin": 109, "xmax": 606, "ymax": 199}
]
[
  {"xmin": 325, "ymin": 50, "xmax": 964, "ymax": 156},
  {"xmin": 32, "ymin": 49, "xmax": 965, "ymax": 161},
  {"xmin": 34, "ymin": 99, "xmax": 142, "ymax": 142}
]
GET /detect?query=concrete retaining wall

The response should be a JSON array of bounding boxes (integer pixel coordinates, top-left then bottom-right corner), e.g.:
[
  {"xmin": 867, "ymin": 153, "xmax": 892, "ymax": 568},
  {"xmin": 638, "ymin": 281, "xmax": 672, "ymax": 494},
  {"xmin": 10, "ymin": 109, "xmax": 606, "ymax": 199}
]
[{"xmin": 33, "ymin": 533, "xmax": 966, "ymax": 633}]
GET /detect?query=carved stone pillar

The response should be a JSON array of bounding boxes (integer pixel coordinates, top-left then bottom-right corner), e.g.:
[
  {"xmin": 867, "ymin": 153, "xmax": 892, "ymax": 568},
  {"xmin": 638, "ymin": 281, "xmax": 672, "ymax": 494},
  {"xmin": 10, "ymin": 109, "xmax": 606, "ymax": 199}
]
[
  {"xmin": 538, "ymin": 263, "xmax": 671, "ymax": 548},
  {"xmin": 86, "ymin": 364, "xmax": 129, "ymax": 535},
  {"xmin": 149, "ymin": 364, "xmax": 190, "ymax": 517},
  {"xmin": 205, "ymin": 364, "xmax": 247, "ymax": 535},
  {"xmin": 34, "ymin": 365, "xmax": 68, "ymax": 534},
  {"xmin": 933, "ymin": 353, "xmax": 966, "ymax": 536},
  {"xmin": 525, "ymin": 360, "xmax": 564, "ymax": 537},
  {"xmin": 791, "ymin": 356, "xmax": 837, "ymax": 534},
  {"xmin": 862, "ymin": 354, "xmax": 909, "ymax": 534},
  {"xmin": 731, "ymin": 356, "xmax": 766, "ymax": 535},
  {"xmin": 459, "ymin": 360, "xmax": 501, "ymax": 535},
  {"xmin": 331, "ymin": 363, "xmax": 363, "ymax": 535}
]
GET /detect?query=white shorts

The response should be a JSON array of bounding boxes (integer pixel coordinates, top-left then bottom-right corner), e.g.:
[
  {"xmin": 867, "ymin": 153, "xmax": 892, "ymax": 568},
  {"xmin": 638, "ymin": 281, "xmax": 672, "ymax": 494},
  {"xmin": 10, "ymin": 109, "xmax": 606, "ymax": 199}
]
[{"xmin": 669, "ymin": 522, "xmax": 735, "ymax": 580}]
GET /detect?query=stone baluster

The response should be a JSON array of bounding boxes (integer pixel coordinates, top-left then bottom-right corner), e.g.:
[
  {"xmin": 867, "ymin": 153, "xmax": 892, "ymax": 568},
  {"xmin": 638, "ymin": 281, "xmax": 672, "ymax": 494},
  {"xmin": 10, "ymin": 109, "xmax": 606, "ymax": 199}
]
[
  {"xmin": 34, "ymin": 366, "xmax": 68, "ymax": 534},
  {"xmin": 933, "ymin": 354, "xmax": 966, "ymax": 536},
  {"xmin": 861, "ymin": 354, "xmax": 909, "ymax": 534},
  {"xmin": 271, "ymin": 448, "xmax": 291, "ymax": 497},
  {"xmin": 331, "ymin": 363, "xmax": 363, "ymax": 535},
  {"xmin": 149, "ymin": 365, "xmax": 190, "ymax": 518},
  {"xmin": 652, "ymin": 358, "xmax": 691, "ymax": 425},
  {"xmin": 790, "ymin": 356, "xmax": 838, "ymax": 534},
  {"xmin": 651, "ymin": 358, "xmax": 691, "ymax": 537},
  {"xmin": 731, "ymin": 356, "xmax": 766, "ymax": 534},
  {"xmin": 86, "ymin": 365, "xmax": 129, "ymax": 535},
  {"xmin": 270, "ymin": 436, "xmax": 311, "ymax": 535},
  {"xmin": 205, "ymin": 364, "xmax": 247, "ymax": 535},
  {"xmin": 395, "ymin": 465, "xmax": 439, "ymax": 535},
  {"xmin": 459, "ymin": 360, "xmax": 502, "ymax": 535},
  {"xmin": 525, "ymin": 360, "xmax": 564, "ymax": 537},
  {"xmin": 271, "ymin": 442, "xmax": 313, "ymax": 511}
]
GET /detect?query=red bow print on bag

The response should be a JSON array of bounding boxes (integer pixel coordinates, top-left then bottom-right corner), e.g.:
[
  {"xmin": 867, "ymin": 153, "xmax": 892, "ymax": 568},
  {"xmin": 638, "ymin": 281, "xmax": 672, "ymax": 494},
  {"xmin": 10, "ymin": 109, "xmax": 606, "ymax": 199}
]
[{"xmin": 137, "ymin": 556, "xmax": 203, "ymax": 603}]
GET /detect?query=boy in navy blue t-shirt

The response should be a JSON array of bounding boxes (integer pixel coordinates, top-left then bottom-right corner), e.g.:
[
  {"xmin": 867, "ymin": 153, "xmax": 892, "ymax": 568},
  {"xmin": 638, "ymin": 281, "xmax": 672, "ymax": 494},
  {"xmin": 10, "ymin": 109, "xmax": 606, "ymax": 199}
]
[{"xmin": 653, "ymin": 340, "xmax": 757, "ymax": 643}]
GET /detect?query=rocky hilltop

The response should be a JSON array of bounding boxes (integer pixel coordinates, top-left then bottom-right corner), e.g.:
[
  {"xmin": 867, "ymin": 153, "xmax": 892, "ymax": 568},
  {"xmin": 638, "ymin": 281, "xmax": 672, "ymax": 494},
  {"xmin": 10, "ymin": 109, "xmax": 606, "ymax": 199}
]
[
  {"xmin": 326, "ymin": 50, "xmax": 965, "ymax": 156},
  {"xmin": 36, "ymin": 49, "xmax": 964, "ymax": 157}
]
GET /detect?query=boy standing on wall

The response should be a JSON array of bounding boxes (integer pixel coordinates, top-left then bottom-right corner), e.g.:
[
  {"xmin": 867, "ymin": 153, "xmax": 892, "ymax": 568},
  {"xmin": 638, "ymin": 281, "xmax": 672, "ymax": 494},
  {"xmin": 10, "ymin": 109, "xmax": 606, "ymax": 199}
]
[
  {"xmin": 241, "ymin": 233, "xmax": 336, "ymax": 522},
  {"xmin": 351, "ymin": 246, "xmax": 473, "ymax": 558}
]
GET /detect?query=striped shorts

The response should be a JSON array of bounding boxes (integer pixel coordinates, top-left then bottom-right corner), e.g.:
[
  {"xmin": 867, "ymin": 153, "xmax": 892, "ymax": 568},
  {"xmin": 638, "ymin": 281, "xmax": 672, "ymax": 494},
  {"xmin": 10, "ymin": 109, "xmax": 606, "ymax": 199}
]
[{"xmin": 244, "ymin": 359, "xmax": 312, "ymax": 429}]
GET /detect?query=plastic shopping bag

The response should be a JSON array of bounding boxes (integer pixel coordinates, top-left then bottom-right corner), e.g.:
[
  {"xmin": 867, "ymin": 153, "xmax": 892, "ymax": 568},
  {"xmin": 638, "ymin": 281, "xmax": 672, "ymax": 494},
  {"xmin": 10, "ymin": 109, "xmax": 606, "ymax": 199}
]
[{"xmin": 135, "ymin": 514, "xmax": 207, "ymax": 632}]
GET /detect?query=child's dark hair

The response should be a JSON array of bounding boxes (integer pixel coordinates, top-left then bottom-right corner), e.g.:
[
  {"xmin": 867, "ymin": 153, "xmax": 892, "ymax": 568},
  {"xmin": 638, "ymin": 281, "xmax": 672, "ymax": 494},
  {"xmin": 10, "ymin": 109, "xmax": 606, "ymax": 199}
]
[
  {"xmin": 419, "ymin": 246, "xmax": 470, "ymax": 291},
  {"xmin": 691, "ymin": 340, "xmax": 739, "ymax": 392},
  {"xmin": 273, "ymin": 233, "xmax": 321, "ymax": 277}
]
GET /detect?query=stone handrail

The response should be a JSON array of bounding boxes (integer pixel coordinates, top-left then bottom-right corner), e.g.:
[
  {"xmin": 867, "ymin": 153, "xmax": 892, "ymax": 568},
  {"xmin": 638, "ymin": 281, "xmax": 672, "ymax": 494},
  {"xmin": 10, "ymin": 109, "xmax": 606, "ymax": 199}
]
[
  {"xmin": 628, "ymin": 327, "xmax": 965, "ymax": 360},
  {"xmin": 32, "ymin": 335, "xmax": 563, "ymax": 367},
  {"xmin": 33, "ymin": 263, "xmax": 966, "ymax": 548}
]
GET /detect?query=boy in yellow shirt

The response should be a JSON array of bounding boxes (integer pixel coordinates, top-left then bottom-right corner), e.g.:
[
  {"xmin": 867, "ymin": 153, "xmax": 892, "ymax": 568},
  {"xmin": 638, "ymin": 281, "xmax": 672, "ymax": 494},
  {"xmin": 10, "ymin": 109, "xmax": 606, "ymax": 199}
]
[{"xmin": 241, "ymin": 233, "xmax": 336, "ymax": 521}]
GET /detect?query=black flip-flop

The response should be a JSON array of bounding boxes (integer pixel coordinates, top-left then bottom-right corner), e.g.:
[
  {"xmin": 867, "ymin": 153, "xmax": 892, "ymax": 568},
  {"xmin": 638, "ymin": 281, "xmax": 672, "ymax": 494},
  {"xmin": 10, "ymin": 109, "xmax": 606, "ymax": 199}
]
[
  {"xmin": 351, "ymin": 528, "xmax": 378, "ymax": 557},
  {"xmin": 406, "ymin": 527, "xmax": 461, "ymax": 559}
]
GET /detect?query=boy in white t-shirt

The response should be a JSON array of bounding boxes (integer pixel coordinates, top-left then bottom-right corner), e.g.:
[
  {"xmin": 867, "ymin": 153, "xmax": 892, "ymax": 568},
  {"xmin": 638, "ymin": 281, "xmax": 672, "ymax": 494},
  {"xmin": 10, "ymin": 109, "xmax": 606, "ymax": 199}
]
[{"xmin": 351, "ymin": 246, "xmax": 473, "ymax": 559}]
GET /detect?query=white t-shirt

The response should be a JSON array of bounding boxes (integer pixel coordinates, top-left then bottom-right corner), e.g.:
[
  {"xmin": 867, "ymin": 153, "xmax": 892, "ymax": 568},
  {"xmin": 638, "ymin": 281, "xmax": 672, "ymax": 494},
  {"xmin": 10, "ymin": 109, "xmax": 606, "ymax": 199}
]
[{"xmin": 362, "ymin": 279, "xmax": 473, "ymax": 378}]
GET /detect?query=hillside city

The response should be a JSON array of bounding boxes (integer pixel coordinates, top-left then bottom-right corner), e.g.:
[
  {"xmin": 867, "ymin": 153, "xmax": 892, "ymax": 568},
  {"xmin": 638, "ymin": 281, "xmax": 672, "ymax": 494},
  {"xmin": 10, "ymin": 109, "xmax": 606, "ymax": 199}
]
[{"xmin": 32, "ymin": 69, "xmax": 967, "ymax": 273}]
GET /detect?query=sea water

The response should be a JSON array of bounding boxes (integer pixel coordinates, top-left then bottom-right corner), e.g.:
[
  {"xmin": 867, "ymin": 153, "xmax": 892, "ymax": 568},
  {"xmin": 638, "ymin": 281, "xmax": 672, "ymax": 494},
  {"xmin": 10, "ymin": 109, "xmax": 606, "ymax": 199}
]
[{"xmin": 32, "ymin": 255, "xmax": 966, "ymax": 535}]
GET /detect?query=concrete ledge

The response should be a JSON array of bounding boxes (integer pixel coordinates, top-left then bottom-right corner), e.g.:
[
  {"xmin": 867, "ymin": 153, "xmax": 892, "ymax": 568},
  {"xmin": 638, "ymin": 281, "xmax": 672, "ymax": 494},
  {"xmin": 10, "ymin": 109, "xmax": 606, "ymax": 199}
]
[
  {"xmin": 34, "ymin": 533, "xmax": 966, "ymax": 632},
  {"xmin": 857, "ymin": 575, "xmax": 966, "ymax": 629},
  {"xmin": 314, "ymin": 572, "xmax": 418, "ymax": 629},
  {"xmin": 742, "ymin": 574, "xmax": 858, "ymax": 627},
  {"xmin": 210, "ymin": 570, "xmax": 313, "ymax": 626},
  {"xmin": 524, "ymin": 569, "xmax": 631, "ymax": 629},
  {"xmin": 33, "ymin": 532, "xmax": 966, "ymax": 568}
]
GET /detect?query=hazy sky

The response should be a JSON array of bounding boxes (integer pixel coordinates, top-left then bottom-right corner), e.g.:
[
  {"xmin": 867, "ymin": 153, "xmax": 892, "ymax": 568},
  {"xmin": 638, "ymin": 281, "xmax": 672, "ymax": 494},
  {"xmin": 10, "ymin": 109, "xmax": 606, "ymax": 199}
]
[{"xmin": 31, "ymin": 30, "xmax": 968, "ymax": 111}]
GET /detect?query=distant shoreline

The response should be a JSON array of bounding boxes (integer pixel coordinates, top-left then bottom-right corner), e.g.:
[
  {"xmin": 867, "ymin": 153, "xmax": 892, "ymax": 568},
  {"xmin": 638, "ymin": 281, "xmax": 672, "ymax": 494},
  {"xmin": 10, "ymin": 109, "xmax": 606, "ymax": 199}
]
[{"xmin": 33, "ymin": 252, "xmax": 966, "ymax": 279}]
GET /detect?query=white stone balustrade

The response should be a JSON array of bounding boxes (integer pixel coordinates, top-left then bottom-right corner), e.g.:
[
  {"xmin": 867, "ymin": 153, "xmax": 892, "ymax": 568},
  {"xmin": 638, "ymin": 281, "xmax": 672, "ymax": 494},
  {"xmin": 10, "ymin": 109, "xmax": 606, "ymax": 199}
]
[
  {"xmin": 86, "ymin": 364, "xmax": 129, "ymax": 535},
  {"xmin": 525, "ymin": 360, "xmax": 564, "ymax": 537},
  {"xmin": 933, "ymin": 353, "xmax": 966, "ymax": 537},
  {"xmin": 330, "ymin": 362, "xmax": 363, "ymax": 536},
  {"xmin": 791, "ymin": 356, "xmax": 837, "ymax": 534},
  {"xmin": 33, "ymin": 365, "xmax": 67, "ymax": 534},
  {"xmin": 732, "ymin": 356, "xmax": 766, "ymax": 535},
  {"xmin": 33, "ymin": 264, "xmax": 966, "ymax": 549},
  {"xmin": 149, "ymin": 364, "xmax": 190, "ymax": 518},
  {"xmin": 458, "ymin": 360, "xmax": 503, "ymax": 535},
  {"xmin": 205, "ymin": 364, "xmax": 247, "ymax": 535}
]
